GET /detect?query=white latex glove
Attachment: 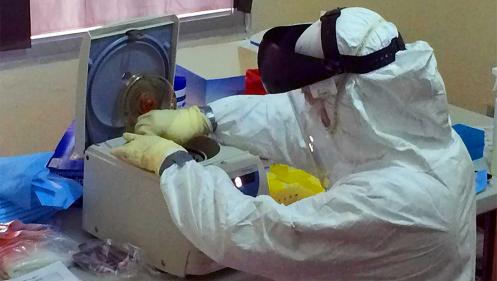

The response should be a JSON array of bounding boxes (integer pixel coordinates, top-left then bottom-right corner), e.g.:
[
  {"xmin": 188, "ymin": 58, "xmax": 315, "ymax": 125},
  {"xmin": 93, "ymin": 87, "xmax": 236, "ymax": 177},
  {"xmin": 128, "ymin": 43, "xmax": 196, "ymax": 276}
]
[
  {"xmin": 111, "ymin": 133, "xmax": 186, "ymax": 175},
  {"xmin": 134, "ymin": 106, "xmax": 211, "ymax": 144}
]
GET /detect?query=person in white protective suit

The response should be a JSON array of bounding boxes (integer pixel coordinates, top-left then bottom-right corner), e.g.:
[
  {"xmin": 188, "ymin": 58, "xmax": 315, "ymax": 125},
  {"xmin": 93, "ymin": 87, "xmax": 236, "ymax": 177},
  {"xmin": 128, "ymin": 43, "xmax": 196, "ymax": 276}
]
[{"xmin": 112, "ymin": 7, "xmax": 476, "ymax": 281}]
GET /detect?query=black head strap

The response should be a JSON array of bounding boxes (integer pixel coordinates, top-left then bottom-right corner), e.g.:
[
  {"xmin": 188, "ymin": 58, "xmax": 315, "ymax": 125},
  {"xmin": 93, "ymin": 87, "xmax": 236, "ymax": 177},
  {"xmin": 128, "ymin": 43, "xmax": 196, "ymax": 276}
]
[
  {"xmin": 319, "ymin": 8, "xmax": 406, "ymax": 74},
  {"xmin": 257, "ymin": 7, "xmax": 407, "ymax": 94},
  {"xmin": 320, "ymin": 8, "xmax": 342, "ymax": 63},
  {"xmin": 341, "ymin": 35, "xmax": 405, "ymax": 74}
]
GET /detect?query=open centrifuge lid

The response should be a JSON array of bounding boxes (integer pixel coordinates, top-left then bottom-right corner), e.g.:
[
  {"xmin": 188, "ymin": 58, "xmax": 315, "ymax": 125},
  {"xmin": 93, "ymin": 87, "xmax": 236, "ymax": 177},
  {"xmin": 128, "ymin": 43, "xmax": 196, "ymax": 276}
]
[{"xmin": 75, "ymin": 15, "xmax": 179, "ymax": 156}]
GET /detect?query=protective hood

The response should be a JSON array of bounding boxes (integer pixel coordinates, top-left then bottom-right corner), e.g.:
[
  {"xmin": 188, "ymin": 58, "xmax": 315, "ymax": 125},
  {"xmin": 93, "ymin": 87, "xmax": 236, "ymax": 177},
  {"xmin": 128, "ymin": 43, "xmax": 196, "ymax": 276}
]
[
  {"xmin": 258, "ymin": 7, "xmax": 405, "ymax": 94},
  {"xmin": 160, "ymin": 7, "xmax": 475, "ymax": 281},
  {"xmin": 285, "ymin": 7, "xmax": 457, "ymax": 186}
]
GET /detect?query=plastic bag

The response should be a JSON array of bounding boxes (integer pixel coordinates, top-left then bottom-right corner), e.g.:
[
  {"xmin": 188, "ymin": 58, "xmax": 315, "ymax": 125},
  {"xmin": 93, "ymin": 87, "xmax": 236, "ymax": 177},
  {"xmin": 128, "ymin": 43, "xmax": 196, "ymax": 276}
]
[
  {"xmin": 72, "ymin": 240, "xmax": 175, "ymax": 281},
  {"xmin": 0, "ymin": 152, "xmax": 51, "ymax": 209},
  {"xmin": 72, "ymin": 239, "xmax": 144, "ymax": 279},
  {"xmin": 0, "ymin": 221, "xmax": 77, "ymax": 280},
  {"xmin": 267, "ymin": 164, "xmax": 325, "ymax": 205},
  {"xmin": 490, "ymin": 67, "xmax": 497, "ymax": 176},
  {"xmin": 46, "ymin": 121, "xmax": 84, "ymax": 185},
  {"xmin": 0, "ymin": 151, "xmax": 82, "ymax": 214}
]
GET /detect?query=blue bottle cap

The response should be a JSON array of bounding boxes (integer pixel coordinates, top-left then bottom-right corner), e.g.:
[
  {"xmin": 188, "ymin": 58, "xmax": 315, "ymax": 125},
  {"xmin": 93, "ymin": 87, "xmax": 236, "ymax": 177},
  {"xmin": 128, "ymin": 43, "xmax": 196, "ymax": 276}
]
[{"xmin": 174, "ymin": 76, "xmax": 186, "ymax": 91}]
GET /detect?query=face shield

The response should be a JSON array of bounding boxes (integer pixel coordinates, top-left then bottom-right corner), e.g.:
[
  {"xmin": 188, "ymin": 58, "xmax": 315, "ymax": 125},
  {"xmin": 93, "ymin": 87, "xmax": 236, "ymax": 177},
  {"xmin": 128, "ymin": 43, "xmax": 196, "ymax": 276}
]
[
  {"xmin": 287, "ymin": 79, "xmax": 342, "ymax": 187},
  {"xmin": 258, "ymin": 8, "xmax": 405, "ymax": 94},
  {"xmin": 258, "ymin": 8, "xmax": 406, "ymax": 185}
]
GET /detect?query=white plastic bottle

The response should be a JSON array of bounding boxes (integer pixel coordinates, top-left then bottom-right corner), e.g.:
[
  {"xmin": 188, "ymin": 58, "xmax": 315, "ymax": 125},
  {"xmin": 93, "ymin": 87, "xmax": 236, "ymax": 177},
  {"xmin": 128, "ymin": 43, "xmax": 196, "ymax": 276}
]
[
  {"xmin": 174, "ymin": 76, "xmax": 187, "ymax": 108},
  {"xmin": 490, "ymin": 68, "xmax": 497, "ymax": 176}
]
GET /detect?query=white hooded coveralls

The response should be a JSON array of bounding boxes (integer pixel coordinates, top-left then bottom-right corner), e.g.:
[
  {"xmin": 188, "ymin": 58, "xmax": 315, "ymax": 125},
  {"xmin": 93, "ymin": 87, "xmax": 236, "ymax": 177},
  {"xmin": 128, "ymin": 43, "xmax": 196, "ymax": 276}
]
[{"xmin": 160, "ymin": 7, "xmax": 475, "ymax": 281}]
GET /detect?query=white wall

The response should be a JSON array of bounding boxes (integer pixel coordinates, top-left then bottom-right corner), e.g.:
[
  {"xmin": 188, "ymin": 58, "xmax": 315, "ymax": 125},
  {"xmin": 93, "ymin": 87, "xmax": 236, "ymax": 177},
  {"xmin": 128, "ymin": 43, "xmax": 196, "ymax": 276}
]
[
  {"xmin": 0, "ymin": 39, "xmax": 80, "ymax": 156},
  {"xmin": 251, "ymin": 0, "xmax": 497, "ymax": 114}
]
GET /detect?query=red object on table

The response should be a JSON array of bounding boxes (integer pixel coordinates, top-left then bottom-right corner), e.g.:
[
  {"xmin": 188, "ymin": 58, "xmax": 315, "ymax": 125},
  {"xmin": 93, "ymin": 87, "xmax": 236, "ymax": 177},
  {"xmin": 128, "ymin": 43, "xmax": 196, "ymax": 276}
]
[{"xmin": 245, "ymin": 69, "xmax": 267, "ymax": 95}]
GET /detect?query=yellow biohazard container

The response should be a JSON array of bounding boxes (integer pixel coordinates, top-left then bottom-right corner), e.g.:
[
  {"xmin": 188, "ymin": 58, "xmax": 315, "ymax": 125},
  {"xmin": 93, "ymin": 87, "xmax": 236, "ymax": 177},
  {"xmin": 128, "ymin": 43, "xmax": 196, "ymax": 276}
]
[{"xmin": 267, "ymin": 164, "xmax": 325, "ymax": 205}]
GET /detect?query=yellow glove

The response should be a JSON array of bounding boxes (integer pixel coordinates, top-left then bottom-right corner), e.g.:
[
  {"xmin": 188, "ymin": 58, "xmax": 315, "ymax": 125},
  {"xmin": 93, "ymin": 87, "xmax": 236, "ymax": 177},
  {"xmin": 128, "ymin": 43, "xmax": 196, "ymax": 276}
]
[
  {"xmin": 134, "ymin": 106, "xmax": 211, "ymax": 144},
  {"xmin": 111, "ymin": 133, "xmax": 186, "ymax": 175}
]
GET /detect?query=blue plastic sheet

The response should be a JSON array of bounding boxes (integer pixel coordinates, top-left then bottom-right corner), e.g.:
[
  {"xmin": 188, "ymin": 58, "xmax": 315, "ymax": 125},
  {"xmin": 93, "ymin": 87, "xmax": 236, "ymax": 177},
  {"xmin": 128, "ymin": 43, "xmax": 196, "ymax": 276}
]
[
  {"xmin": 0, "ymin": 152, "xmax": 52, "ymax": 209},
  {"xmin": 475, "ymin": 170, "xmax": 488, "ymax": 194},
  {"xmin": 453, "ymin": 124, "xmax": 485, "ymax": 161},
  {"xmin": 31, "ymin": 169, "xmax": 82, "ymax": 209},
  {"xmin": 32, "ymin": 169, "xmax": 82, "ymax": 209},
  {"xmin": 0, "ymin": 197, "xmax": 58, "ymax": 223},
  {"xmin": 46, "ymin": 121, "xmax": 84, "ymax": 184},
  {"xmin": 0, "ymin": 151, "xmax": 82, "ymax": 223}
]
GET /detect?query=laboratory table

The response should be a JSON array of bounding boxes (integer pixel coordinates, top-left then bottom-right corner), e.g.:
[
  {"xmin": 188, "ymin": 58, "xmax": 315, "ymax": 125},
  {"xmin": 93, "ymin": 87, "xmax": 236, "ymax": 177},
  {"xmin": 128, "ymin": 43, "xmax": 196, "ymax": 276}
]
[
  {"xmin": 57, "ymin": 208, "xmax": 270, "ymax": 281},
  {"xmin": 57, "ymin": 105, "xmax": 497, "ymax": 281},
  {"xmin": 449, "ymin": 105, "xmax": 497, "ymax": 281}
]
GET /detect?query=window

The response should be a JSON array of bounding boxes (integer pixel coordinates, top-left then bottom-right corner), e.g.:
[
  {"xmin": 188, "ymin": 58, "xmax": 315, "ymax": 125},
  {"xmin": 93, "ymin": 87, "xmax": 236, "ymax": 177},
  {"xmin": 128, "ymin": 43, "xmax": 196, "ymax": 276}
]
[{"xmin": 30, "ymin": 0, "xmax": 233, "ymax": 36}]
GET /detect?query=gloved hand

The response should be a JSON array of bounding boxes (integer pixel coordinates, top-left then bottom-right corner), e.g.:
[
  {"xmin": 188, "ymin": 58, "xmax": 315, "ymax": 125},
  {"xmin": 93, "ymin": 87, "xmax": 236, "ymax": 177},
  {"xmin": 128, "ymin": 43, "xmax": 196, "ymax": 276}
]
[
  {"xmin": 134, "ymin": 106, "xmax": 211, "ymax": 144},
  {"xmin": 111, "ymin": 133, "xmax": 186, "ymax": 175}
]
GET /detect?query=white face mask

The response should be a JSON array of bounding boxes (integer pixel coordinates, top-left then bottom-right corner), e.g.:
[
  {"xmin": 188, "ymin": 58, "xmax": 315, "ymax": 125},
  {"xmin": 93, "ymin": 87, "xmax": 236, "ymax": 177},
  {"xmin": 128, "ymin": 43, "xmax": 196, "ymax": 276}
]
[
  {"xmin": 303, "ymin": 78, "xmax": 339, "ymax": 132},
  {"xmin": 288, "ymin": 79, "xmax": 342, "ymax": 187}
]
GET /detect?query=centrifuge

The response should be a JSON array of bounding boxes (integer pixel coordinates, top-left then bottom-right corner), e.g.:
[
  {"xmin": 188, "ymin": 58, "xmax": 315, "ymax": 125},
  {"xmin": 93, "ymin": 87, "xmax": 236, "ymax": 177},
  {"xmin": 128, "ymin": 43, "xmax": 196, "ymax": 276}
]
[{"xmin": 74, "ymin": 15, "xmax": 267, "ymax": 277}]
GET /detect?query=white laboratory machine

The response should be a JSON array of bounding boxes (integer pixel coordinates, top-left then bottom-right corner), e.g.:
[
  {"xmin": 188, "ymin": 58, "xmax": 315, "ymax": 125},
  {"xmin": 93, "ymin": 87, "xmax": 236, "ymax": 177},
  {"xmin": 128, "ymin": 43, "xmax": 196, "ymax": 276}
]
[{"xmin": 74, "ymin": 15, "xmax": 267, "ymax": 277}]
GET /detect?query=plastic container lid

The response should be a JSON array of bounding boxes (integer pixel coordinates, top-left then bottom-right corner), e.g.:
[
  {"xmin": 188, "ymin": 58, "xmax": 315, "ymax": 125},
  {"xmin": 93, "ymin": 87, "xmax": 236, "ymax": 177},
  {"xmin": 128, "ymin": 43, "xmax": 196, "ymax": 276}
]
[
  {"xmin": 76, "ymin": 16, "xmax": 179, "ymax": 155},
  {"xmin": 174, "ymin": 76, "xmax": 186, "ymax": 91}
]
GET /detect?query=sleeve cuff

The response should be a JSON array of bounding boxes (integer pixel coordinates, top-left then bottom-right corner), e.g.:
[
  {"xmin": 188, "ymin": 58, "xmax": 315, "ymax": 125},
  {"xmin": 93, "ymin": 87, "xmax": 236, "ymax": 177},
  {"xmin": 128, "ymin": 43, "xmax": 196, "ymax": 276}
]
[
  {"xmin": 198, "ymin": 105, "xmax": 217, "ymax": 132},
  {"xmin": 158, "ymin": 150, "xmax": 194, "ymax": 176}
]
